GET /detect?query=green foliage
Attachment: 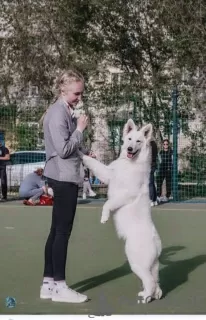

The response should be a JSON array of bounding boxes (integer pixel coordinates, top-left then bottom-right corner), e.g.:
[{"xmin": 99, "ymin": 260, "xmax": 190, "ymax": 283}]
[
  {"xmin": 0, "ymin": 104, "xmax": 17, "ymax": 117},
  {"xmin": 0, "ymin": 104, "xmax": 17, "ymax": 129},
  {"xmin": 108, "ymin": 118, "xmax": 125, "ymax": 160},
  {"xmin": 15, "ymin": 124, "xmax": 39, "ymax": 151},
  {"xmin": 179, "ymin": 128, "xmax": 206, "ymax": 185}
]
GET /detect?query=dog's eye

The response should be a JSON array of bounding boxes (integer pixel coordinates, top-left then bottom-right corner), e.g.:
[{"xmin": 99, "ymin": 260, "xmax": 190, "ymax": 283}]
[
  {"xmin": 136, "ymin": 140, "xmax": 141, "ymax": 143},
  {"xmin": 128, "ymin": 138, "xmax": 132, "ymax": 140}
]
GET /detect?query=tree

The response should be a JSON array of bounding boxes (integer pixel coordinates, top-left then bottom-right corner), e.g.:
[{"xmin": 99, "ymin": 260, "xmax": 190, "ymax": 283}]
[
  {"xmin": 0, "ymin": 0, "xmax": 103, "ymax": 102},
  {"xmin": 1, "ymin": 0, "xmax": 206, "ymax": 163}
]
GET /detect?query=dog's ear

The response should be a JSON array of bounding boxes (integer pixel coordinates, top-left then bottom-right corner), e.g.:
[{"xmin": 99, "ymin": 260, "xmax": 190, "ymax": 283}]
[
  {"xmin": 123, "ymin": 119, "xmax": 136, "ymax": 138},
  {"xmin": 140, "ymin": 123, "xmax": 153, "ymax": 141}
]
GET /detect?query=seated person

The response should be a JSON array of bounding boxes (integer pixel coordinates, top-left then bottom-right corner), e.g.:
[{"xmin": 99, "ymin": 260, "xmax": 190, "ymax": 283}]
[
  {"xmin": 19, "ymin": 167, "xmax": 53, "ymax": 205},
  {"xmin": 83, "ymin": 168, "xmax": 96, "ymax": 200}
]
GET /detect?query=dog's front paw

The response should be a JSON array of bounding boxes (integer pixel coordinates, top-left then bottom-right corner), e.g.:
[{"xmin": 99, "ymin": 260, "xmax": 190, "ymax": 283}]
[
  {"xmin": 100, "ymin": 216, "xmax": 109, "ymax": 224},
  {"xmin": 100, "ymin": 210, "xmax": 110, "ymax": 224}
]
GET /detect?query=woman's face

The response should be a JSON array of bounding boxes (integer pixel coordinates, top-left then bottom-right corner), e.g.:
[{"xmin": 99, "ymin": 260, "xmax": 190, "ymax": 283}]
[
  {"xmin": 163, "ymin": 141, "xmax": 169, "ymax": 150},
  {"xmin": 61, "ymin": 81, "xmax": 84, "ymax": 108}
]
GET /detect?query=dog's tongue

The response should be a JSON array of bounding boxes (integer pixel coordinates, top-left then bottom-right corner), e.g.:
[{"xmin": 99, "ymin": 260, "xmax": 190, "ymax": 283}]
[{"xmin": 127, "ymin": 153, "xmax": 133, "ymax": 158}]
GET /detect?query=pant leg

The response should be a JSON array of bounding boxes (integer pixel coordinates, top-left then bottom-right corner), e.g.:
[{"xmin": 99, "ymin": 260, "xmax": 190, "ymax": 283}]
[
  {"xmin": 19, "ymin": 187, "xmax": 44, "ymax": 200},
  {"xmin": 43, "ymin": 178, "xmax": 78, "ymax": 281},
  {"xmin": 149, "ymin": 167, "xmax": 157, "ymax": 202},
  {"xmin": 0, "ymin": 167, "xmax": 7, "ymax": 199},
  {"xmin": 165, "ymin": 169, "xmax": 172, "ymax": 198},
  {"xmin": 83, "ymin": 180, "xmax": 90, "ymax": 194},
  {"xmin": 29, "ymin": 188, "xmax": 44, "ymax": 200},
  {"xmin": 43, "ymin": 179, "xmax": 56, "ymax": 278},
  {"xmin": 156, "ymin": 168, "xmax": 165, "ymax": 197}
]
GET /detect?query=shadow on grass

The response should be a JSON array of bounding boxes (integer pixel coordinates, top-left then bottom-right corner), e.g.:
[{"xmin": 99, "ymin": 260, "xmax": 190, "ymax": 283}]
[
  {"xmin": 71, "ymin": 245, "xmax": 206, "ymax": 297},
  {"xmin": 159, "ymin": 246, "xmax": 206, "ymax": 296},
  {"xmin": 71, "ymin": 261, "xmax": 131, "ymax": 293}
]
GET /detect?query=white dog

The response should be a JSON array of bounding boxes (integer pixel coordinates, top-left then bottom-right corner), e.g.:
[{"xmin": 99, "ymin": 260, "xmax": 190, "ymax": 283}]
[{"xmin": 80, "ymin": 119, "xmax": 162, "ymax": 303}]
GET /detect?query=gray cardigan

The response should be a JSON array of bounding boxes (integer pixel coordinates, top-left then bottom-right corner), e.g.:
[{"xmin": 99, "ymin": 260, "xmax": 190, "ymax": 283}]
[{"xmin": 43, "ymin": 97, "xmax": 88, "ymax": 184}]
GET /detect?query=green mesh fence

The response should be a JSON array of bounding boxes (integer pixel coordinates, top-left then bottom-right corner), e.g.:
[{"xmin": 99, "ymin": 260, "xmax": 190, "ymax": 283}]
[{"xmin": 0, "ymin": 84, "xmax": 205, "ymax": 202}]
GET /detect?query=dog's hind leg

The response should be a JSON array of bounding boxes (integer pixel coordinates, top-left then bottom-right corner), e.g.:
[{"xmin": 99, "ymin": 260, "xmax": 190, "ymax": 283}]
[
  {"xmin": 125, "ymin": 243, "xmax": 155, "ymax": 303},
  {"xmin": 131, "ymin": 265, "xmax": 155, "ymax": 303},
  {"xmin": 82, "ymin": 155, "xmax": 111, "ymax": 185},
  {"xmin": 151, "ymin": 260, "xmax": 162, "ymax": 300}
]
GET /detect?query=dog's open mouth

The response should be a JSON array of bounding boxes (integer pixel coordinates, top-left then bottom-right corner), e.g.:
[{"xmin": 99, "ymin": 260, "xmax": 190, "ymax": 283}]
[{"xmin": 127, "ymin": 150, "xmax": 139, "ymax": 159}]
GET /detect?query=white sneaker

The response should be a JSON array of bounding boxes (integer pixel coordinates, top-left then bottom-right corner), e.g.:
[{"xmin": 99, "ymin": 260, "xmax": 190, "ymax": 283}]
[
  {"xmin": 154, "ymin": 201, "xmax": 158, "ymax": 206},
  {"xmin": 89, "ymin": 190, "xmax": 96, "ymax": 197},
  {"xmin": 82, "ymin": 193, "xmax": 87, "ymax": 200},
  {"xmin": 157, "ymin": 196, "xmax": 161, "ymax": 204},
  {"xmin": 40, "ymin": 283, "xmax": 54, "ymax": 299},
  {"xmin": 52, "ymin": 284, "xmax": 88, "ymax": 303},
  {"xmin": 151, "ymin": 202, "xmax": 155, "ymax": 207},
  {"xmin": 162, "ymin": 196, "xmax": 169, "ymax": 202}
]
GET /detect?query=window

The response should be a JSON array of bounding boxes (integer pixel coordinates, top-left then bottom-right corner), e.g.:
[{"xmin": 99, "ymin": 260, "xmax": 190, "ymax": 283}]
[
  {"xmin": 28, "ymin": 85, "xmax": 39, "ymax": 97},
  {"xmin": 93, "ymin": 72, "xmax": 105, "ymax": 84},
  {"xmin": 111, "ymin": 73, "xmax": 120, "ymax": 84}
]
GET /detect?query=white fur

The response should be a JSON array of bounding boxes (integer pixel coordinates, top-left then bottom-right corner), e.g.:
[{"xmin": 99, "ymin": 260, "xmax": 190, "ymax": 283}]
[{"xmin": 82, "ymin": 119, "xmax": 162, "ymax": 303}]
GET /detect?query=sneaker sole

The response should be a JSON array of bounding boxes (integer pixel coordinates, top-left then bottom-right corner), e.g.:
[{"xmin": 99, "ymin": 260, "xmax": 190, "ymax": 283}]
[
  {"xmin": 52, "ymin": 296, "xmax": 88, "ymax": 303},
  {"xmin": 40, "ymin": 294, "xmax": 52, "ymax": 299}
]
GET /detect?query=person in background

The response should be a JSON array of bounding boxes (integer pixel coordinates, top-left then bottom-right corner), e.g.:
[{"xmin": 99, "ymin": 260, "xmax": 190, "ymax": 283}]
[
  {"xmin": 149, "ymin": 138, "xmax": 158, "ymax": 207},
  {"xmin": 19, "ymin": 167, "xmax": 53, "ymax": 205},
  {"xmin": 82, "ymin": 167, "xmax": 96, "ymax": 199},
  {"xmin": 0, "ymin": 141, "xmax": 10, "ymax": 202},
  {"xmin": 156, "ymin": 139, "xmax": 173, "ymax": 203}
]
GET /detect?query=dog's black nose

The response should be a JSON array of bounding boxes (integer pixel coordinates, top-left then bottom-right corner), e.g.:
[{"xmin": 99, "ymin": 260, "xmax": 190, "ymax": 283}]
[{"xmin": 127, "ymin": 147, "xmax": 133, "ymax": 152}]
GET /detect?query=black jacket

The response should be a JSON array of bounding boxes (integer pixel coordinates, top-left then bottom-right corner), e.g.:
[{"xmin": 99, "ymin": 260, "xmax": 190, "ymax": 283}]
[{"xmin": 150, "ymin": 140, "xmax": 158, "ymax": 169}]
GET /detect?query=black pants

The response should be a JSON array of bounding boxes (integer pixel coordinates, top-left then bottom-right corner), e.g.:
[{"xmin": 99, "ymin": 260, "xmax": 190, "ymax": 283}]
[
  {"xmin": 43, "ymin": 178, "xmax": 78, "ymax": 281},
  {"xmin": 149, "ymin": 167, "xmax": 157, "ymax": 202},
  {"xmin": 156, "ymin": 168, "xmax": 172, "ymax": 198},
  {"xmin": 0, "ymin": 167, "xmax": 7, "ymax": 199}
]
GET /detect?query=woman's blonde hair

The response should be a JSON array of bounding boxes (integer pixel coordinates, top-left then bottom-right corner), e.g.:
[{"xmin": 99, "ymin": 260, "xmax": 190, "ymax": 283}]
[
  {"xmin": 39, "ymin": 69, "xmax": 84, "ymax": 126},
  {"xmin": 54, "ymin": 69, "xmax": 84, "ymax": 96}
]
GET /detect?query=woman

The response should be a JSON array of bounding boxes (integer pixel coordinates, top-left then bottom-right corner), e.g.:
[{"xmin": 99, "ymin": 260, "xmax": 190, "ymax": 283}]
[
  {"xmin": 82, "ymin": 167, "xmax": 96, "ymax": 199},
  {"xmin": 19, "ymin": 167, "xmax": 50, "ymax": 205},
  {"xmin": 156, "ymin": 139, "xmax": 173, "ymax": 203},
  {"xmin": 40, "ymin": 70, "xmax": 94, "ymax": 303}
]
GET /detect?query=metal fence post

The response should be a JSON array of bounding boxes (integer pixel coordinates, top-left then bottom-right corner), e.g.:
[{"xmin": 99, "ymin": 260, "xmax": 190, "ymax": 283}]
[{"xmin": 172, "ymin": 86, "xmax": 178, "ymax": 201}]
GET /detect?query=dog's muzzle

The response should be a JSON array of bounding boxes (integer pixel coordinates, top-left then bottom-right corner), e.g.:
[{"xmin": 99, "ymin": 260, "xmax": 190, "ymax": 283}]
[{"xmin": 127, "ymin": 147, "xmax": 139, "ymax": 159}]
